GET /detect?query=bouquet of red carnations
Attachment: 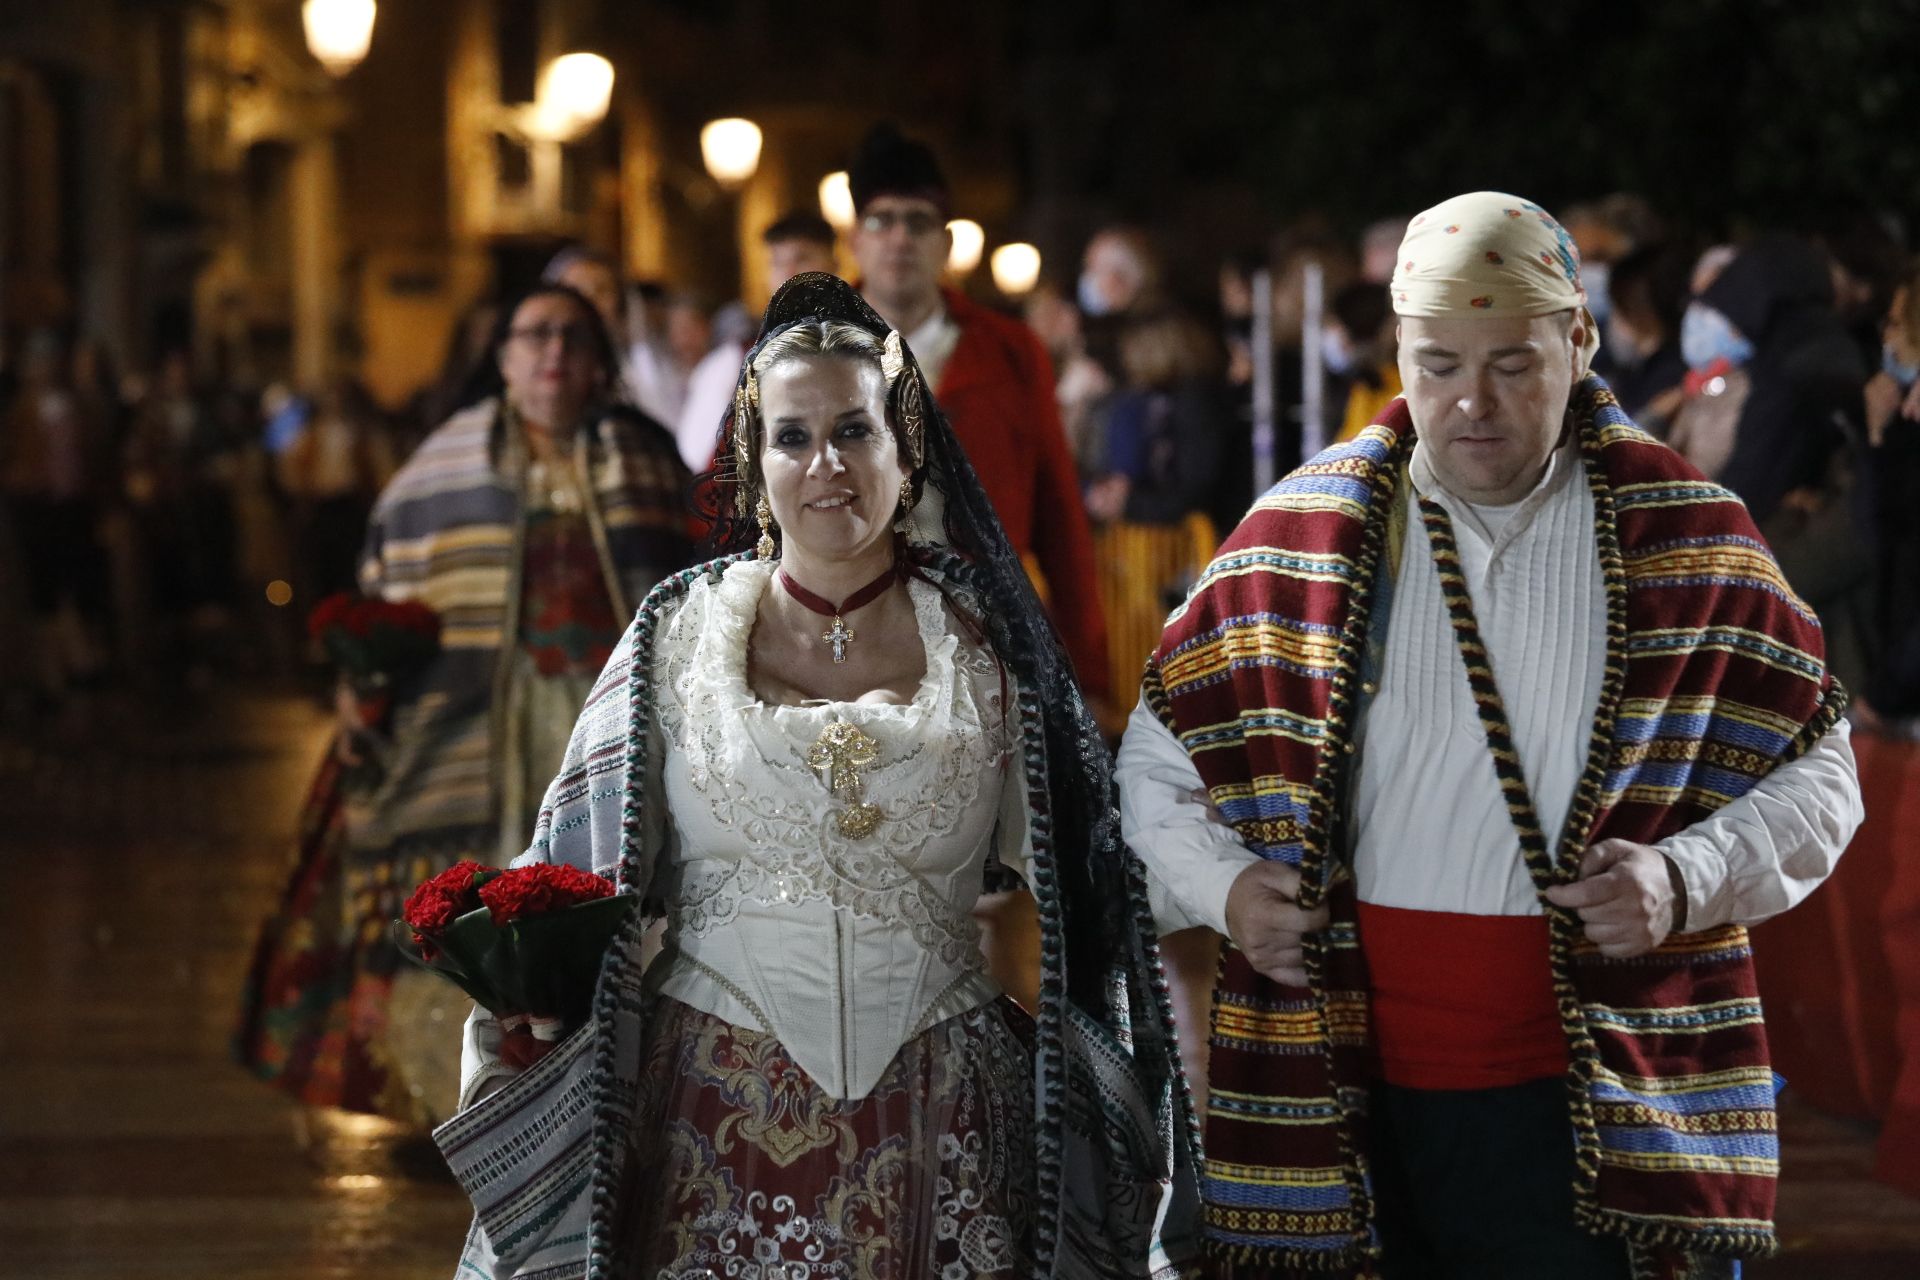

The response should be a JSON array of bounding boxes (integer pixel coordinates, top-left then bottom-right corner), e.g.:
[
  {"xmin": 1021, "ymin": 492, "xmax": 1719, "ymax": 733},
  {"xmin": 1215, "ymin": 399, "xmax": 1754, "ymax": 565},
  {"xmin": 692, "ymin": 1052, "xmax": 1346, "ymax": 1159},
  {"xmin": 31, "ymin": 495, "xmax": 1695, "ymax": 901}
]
[
  {"xmin": 396, "ymin": 861, "xmax": 631, "ymax": 1063},
  {"xmin": 308, "ymin": 592, "xmax": 441, "ymax": 724}
]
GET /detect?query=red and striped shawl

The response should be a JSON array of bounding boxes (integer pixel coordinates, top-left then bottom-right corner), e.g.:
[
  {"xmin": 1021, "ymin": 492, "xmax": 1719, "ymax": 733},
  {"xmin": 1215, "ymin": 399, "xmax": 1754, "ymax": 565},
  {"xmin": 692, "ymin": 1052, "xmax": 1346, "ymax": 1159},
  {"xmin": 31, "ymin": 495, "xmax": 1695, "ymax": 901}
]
[{"xmin": 1144, "ymin": 379, "xmax": 1846, "ymax": 1277}]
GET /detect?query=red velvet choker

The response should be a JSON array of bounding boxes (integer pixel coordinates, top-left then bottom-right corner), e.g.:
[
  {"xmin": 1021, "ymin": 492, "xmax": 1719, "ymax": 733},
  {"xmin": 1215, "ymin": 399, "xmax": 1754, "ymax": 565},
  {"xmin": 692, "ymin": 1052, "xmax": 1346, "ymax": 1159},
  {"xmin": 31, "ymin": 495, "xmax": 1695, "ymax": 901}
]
[{"xmin": 777, "ymin": 564, "xmax": 900, "ymax": 663}]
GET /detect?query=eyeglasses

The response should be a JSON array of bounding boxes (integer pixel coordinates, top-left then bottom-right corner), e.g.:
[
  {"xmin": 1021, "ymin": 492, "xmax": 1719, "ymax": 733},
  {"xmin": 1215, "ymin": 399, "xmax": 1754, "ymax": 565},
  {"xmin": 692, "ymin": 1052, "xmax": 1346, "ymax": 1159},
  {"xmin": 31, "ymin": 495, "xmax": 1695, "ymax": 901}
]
[
  {"xmin": 507, "ymin": 324, "xmax": 596, "ymax": 351},
  {"xmin": 859, "ymin": 210, "xmax": 943, "ymax": 238}
]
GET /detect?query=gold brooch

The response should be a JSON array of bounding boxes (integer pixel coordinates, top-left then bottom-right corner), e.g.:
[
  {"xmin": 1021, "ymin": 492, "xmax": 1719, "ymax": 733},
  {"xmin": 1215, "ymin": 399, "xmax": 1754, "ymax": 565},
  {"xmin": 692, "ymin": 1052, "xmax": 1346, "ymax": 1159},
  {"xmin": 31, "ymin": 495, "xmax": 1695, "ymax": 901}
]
[{"xmin": 807, "ymin": 719, "xmax": 882, "ymax": 838}]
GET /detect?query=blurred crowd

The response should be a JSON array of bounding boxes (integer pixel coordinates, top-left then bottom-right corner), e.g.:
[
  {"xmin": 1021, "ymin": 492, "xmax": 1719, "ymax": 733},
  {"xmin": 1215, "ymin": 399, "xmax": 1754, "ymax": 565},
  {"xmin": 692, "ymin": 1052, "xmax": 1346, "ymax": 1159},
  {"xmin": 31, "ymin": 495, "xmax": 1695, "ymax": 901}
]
[
  {"xmin": 1027, "ymin": 198, "xmax": 1920, "ymax": 729},
  {"xmin": 4, "ymin": 192, "xmax": 1918, "ymax": 737}
]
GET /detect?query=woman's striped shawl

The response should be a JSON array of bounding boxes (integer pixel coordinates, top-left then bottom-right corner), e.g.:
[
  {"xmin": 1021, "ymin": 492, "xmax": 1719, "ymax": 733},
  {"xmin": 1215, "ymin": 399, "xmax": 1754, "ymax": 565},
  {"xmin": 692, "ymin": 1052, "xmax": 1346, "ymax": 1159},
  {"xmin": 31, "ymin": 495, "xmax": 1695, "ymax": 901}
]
[
  {"xmin": 350, "ymin": 398, "xmax": 690, "ymax": 860},
  {"xmin": 1144, "ymin": 378, "xmax": 1845, "ymax": 1277}
]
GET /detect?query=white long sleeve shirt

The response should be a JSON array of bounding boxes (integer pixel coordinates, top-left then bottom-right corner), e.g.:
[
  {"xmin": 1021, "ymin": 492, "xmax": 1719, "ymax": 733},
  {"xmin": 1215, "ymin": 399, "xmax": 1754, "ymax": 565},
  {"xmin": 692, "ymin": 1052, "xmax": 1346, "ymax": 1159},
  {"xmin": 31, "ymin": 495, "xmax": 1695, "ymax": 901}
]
[
  {"xmin": 1121, "ymin": 435, "xmax": 1864, "ymax": 937},
  {"xmin": 674, "ymin": 341, "xmax": 746, "ymax": 473}
]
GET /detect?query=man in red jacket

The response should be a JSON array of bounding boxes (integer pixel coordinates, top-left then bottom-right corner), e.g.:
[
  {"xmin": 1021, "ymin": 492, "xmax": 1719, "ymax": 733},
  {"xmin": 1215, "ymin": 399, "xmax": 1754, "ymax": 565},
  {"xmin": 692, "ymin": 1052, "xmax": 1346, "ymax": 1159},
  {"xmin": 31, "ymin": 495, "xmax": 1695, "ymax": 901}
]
[{"xmin": 848, "ymin": 124, "xmax": 1110, "ymax": 706}]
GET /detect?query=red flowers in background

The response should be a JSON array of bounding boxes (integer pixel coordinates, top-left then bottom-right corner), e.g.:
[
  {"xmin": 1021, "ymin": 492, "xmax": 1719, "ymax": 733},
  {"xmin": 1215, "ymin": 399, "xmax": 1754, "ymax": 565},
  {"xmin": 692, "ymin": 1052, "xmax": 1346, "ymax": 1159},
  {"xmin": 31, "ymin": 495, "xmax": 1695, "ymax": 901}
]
[
  {"xmin": 309, "ymin": 593, "xmax": 442, "ymax": 740},
  {"xmin": 308, "ymin": 593, "xmax": 441, "ymax": 691},
  {"xmin": 308, "ymin": 592, "xmax": 439, "ymax": 646}
]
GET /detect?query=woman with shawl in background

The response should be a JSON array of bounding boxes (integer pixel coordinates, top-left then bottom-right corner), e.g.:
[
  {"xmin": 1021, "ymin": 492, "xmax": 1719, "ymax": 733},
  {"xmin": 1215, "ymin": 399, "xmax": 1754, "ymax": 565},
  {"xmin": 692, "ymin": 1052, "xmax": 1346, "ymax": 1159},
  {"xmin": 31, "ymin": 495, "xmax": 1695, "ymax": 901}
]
[{"xmin": 237, "ymin": 282, "xmax": 692, "ymax": 1125}]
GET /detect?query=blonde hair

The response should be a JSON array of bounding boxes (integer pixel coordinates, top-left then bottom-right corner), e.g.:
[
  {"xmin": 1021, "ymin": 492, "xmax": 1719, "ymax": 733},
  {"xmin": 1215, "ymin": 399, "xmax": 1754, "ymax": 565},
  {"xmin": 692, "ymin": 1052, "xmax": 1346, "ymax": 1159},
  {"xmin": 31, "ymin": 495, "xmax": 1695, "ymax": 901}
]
[{"xmin": 749, "ymin": 319, "xmax": 889, "ymax": 380}]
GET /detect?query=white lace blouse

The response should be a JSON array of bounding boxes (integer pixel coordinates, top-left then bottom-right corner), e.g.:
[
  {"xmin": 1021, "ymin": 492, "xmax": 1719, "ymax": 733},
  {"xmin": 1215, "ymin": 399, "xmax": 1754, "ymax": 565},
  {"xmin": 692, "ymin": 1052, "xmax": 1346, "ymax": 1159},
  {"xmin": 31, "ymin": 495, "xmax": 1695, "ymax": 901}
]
[{"xmin": 644, "ymin": 559, "xmax": 1030, "ymax": 1099}]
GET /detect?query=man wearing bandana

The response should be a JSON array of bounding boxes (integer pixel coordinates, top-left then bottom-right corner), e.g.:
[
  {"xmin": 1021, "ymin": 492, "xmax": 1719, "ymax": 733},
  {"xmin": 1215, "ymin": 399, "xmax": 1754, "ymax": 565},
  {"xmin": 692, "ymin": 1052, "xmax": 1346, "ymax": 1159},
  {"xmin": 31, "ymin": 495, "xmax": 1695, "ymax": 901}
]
[{"xmin": 1120, "ymin": 193, "xmax": 1864, "ymax": 1279}]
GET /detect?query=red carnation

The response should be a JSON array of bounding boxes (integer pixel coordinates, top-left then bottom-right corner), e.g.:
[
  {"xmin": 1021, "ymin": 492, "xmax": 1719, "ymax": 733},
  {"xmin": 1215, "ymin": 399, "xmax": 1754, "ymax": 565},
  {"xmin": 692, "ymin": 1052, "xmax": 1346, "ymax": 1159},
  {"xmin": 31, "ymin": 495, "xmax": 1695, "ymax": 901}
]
[
  {"xmin": 478, "ymin": 863, "xmax": 615, "ymax": 927},
  {"xmin": 385, "ymin": 600, "xmax": 441, "ymax": 640},
  {"xmin": 311, "ymin": 595, "xmax": 442, "ymax": 689},
  {"xmin": 393, "ymin": 860, "xmax": 629, "ymax": 1026},
  {"xmin": 307, "ymin": 592, "xmax": 354, "ymax": 641},
  {"xmin": 402, "ymin": 860, "xmax": 493, "ymax": 957}
]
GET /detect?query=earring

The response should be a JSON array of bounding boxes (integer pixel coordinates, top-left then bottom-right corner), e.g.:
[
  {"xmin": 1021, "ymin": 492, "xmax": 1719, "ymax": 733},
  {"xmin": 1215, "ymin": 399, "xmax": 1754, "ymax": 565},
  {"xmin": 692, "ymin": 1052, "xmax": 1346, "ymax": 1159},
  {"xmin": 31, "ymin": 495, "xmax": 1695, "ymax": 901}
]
[
  {"xmin": 895, "ymin": 374, "xmax": 927, "ymax": 469},
  {"xmin": 894, "ymin": 478, "xmax": 916, "ymax": 533},
  {"xmin": 755, "ymin": 495, "xmax": 776, "ymax": 560}
]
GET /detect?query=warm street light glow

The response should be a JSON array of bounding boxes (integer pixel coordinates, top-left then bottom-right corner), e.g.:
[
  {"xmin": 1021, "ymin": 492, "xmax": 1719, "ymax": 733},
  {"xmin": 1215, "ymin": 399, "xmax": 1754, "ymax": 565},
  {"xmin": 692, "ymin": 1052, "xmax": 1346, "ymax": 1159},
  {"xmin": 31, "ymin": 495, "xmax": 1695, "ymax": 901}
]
[
  {"xmin": 990, "ymin": 243, "xmax": 1042, "ymax": 295},
  {"xmin": 818, "ymin": 171, "xmax": 855, "ymax": 230},
  {"xmin": 700, "ymin": 118, "xmax": 763, "ymax": 186},
  {"xmin": 303, "ymin": 0, "xmax": 377, "ymax": 76},
  {"xmin": 535, "ymin": 52, "xmax": 615, "ymax": 139},
  {"xmin": 946, "ymin": 219, "xmax": 984, "ymax": 274}
]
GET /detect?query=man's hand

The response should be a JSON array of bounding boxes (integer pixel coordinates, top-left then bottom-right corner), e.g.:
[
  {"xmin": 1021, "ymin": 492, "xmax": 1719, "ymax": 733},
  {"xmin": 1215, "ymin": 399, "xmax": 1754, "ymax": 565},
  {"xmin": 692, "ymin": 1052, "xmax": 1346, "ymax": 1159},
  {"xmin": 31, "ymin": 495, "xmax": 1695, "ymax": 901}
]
[
  {"xmin": 1542, "ymin": 839, "xmax": 1685, "ymax": 959},
  {"xmin": 1223, "ymin": 861, "xmax": 1330, "ymax": 986}
]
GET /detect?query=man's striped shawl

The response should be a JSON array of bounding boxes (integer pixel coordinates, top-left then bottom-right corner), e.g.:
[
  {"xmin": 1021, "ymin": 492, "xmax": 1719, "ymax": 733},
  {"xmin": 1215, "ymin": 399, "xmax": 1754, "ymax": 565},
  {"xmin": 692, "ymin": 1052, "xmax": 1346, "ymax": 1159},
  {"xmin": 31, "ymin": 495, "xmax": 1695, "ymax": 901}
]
[{"xmin": 1146, "ymin": 378, "xmax": 1845, "ymax": 1278}]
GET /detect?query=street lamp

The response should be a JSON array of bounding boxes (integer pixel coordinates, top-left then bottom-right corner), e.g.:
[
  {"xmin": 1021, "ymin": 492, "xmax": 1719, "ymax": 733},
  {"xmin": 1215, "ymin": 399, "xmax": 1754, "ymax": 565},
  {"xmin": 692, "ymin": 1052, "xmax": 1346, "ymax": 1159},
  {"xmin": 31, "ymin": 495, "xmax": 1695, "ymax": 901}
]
[
  {"xmin": 533, "ymin": 52, "xmax": 615, "ymax": 141},
  {"xmin": 303, "ymin": 0, "xmax": 377, "ymax": 77},
  {"xmin": 700, "ymin": 118, "xmax": 763, "ymax": 187},
  {"xmin": 990, "ymin": 243, "xmax": 1041, "ymax": 296},
  {"xmin": 946, "ymin": 219, "xmax": 984, "ymax": 275},
  {"xmin": 818, "ymin": 171, "xmax": 854, "ymax": 231}
]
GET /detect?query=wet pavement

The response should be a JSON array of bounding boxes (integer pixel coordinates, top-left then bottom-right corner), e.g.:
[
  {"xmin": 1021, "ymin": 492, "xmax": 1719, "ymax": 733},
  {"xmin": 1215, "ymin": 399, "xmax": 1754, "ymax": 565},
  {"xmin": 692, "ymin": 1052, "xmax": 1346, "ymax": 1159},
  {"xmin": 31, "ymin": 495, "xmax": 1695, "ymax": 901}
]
[
  {"xmin": 0, "ymin": 686, "xmax": 1912, "ymax": 1277},
  {"xmin": 0, "ymin": 690, "xmax": 469, "ymax": 1279}
]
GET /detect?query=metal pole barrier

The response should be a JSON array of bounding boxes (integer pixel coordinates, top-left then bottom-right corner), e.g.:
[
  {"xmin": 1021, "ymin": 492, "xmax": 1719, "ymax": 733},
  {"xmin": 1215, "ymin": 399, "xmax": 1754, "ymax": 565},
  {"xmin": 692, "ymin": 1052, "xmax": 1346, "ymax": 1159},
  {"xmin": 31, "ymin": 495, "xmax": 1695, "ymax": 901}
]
[
  {"xmin": 1250, "ymin": 267, "xmax": 1275, "ymax": 498},
  {"xmin": 1300, "ymin": 259, "xmax": 1326, "ymax": 462}
]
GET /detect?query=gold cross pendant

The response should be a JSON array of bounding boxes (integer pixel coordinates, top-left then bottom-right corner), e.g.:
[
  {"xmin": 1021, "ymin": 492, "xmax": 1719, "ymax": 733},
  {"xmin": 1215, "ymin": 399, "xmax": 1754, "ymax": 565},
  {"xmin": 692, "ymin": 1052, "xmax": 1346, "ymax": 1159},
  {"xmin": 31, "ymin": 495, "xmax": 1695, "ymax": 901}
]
[
  {"xmin": 806, "ymin": 719, "xmax": 882, "ymax": 838},
  {"xmin": 822, "ymin": 614, "xmax": 855, "ymax": 663}
]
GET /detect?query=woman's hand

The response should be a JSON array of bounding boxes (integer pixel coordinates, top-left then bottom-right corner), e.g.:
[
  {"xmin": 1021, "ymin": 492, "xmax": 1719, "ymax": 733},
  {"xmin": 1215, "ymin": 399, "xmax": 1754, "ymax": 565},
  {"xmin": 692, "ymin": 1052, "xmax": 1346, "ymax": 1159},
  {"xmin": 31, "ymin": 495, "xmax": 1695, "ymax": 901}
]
[{"xmin": 497, "ymin": 1026, "xmax": 561, "ymax": 1070}]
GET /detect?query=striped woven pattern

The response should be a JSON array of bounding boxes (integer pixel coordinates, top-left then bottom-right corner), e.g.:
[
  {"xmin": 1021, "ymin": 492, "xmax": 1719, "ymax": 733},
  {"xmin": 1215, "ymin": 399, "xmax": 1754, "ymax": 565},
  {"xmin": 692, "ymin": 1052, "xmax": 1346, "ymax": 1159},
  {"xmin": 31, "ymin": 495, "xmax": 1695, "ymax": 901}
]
[{"xmin": 1146, "ymin": 378, "xmax": 1845, "ymax": 1277}]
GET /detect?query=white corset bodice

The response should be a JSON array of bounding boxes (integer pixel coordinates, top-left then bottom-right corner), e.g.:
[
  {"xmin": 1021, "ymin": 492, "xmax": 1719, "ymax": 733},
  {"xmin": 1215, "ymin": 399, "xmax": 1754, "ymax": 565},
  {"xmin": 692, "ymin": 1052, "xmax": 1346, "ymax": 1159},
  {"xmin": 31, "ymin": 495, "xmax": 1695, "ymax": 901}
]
[{"xmin": 648, "ymin": 560, "xmax": 1028, "ymax": 1099}]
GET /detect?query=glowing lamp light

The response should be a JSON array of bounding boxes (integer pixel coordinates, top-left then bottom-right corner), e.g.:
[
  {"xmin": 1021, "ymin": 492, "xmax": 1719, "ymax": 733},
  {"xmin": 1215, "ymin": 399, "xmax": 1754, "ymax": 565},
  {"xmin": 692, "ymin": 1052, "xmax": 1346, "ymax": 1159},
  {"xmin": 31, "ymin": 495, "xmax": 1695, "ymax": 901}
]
[
  {"xmin": 700, "ymin": 118, "xmax": 763, "ymax": 186},
  {"xmin": 303, "ymin": 0, "xmax": 377, "ymax": 76},
  {"xmin": 990, "ymin": 243, "xmax": 1042, "ymax": 296},
  {"xmin": 946, "ymin": 219, "xmax": 984, "ymax": 275},
  {"xmin": 536, "ymin": 52, "xmax": 615, "ymax": 138},
  {"xmin": 818, "ymin": 171, "xmax": 855, "ymax": 231}
]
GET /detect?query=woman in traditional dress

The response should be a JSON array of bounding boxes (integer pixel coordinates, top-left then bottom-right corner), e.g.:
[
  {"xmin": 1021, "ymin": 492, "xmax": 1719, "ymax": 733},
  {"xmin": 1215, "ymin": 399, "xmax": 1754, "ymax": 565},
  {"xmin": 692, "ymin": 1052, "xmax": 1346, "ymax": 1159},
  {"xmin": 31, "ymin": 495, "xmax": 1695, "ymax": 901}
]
[
  {"xmin": 438, "ymin": 274, "xmax": 1197, "ymax": 1279},
  {"xmin": 236, "ymin": 282, "xmax": 693, "ymax": 1124}
]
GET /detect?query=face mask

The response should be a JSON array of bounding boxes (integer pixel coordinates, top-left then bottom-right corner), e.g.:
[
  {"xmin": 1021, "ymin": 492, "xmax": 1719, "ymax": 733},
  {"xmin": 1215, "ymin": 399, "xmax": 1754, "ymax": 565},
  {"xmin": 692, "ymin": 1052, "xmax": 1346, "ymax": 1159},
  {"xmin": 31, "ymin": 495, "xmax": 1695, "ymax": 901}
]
[
  {"xmin": 1680, "ymin": 303, "xmax": 1753, "ymax": 372},
  {"xmin": 1583, "ymin": 262, "xmax": 1613, "ymax": 329},
  {"xmin": 1077, "ymin": 272, "xmax": 1112, "ymax": 318},
  {"xmin": 1886, "ymin": 342, "xmax": 1920, "ymax": 388},
  {"xmin": 1320, "ymin": 324, "xmax": 1356, "ymax": 377}
]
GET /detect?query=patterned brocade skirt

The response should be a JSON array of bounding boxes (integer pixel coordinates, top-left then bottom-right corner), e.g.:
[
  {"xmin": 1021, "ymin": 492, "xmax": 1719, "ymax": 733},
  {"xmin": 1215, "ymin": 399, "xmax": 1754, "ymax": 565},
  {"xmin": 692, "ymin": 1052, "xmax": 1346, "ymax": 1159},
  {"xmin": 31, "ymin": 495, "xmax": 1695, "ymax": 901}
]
[{"xmin": 621, "ymin": 995, "xmax": 1037, "ymax": 1280}]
